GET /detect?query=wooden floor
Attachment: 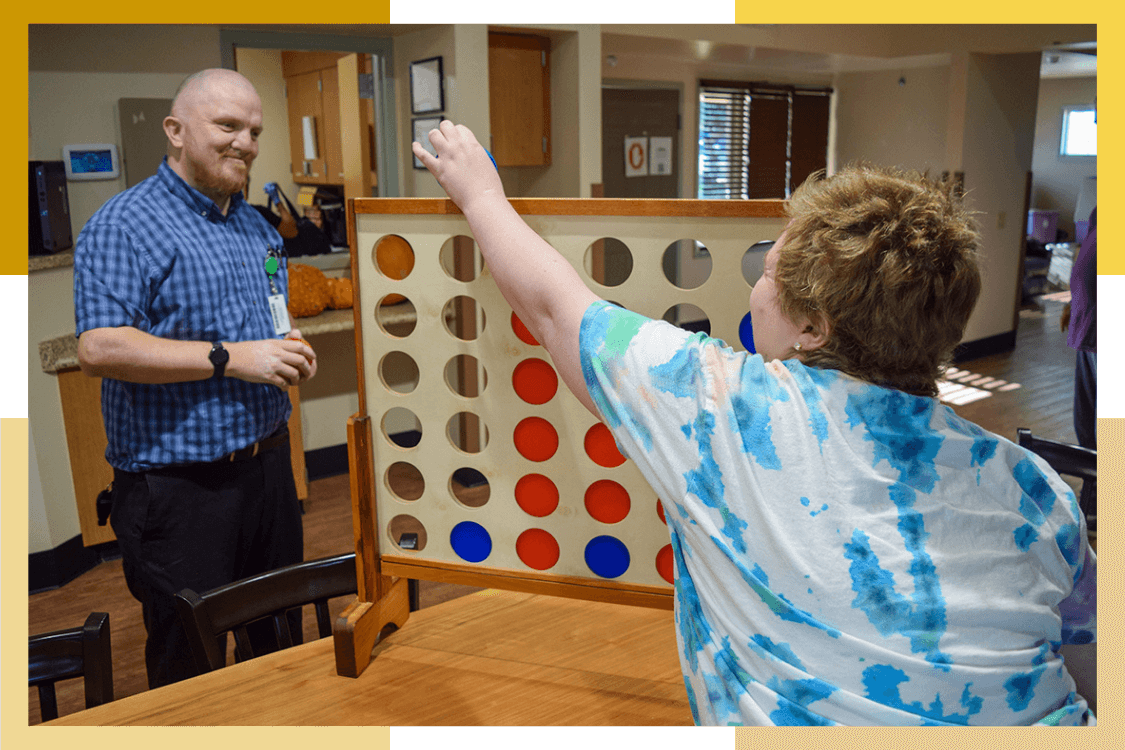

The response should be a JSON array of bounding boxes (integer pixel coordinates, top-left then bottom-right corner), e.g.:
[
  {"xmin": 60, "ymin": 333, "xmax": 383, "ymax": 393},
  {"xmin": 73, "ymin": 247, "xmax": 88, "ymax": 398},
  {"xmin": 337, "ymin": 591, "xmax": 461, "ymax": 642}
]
[{"xmin": 28, "ymin": 295, "xmax": 1086, "ymax": 725}]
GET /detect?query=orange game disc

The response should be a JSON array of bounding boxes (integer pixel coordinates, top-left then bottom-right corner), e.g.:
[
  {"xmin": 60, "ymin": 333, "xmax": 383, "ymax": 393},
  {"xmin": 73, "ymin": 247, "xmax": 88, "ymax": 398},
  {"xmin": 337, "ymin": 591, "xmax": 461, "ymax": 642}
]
[
  {"xmin": 584, "ymin": 479, "xmax": 631, "ymax": 524},
  {"xmin": 516, "ymin": 528, "xmax": 560, "ymax": 571},
  {"xmin": 510, "ymin": 312, "xmax": 540, "ymax": 346},
  {"xmin": 295, "ymin": 337, "xmax": 314, "ymax": 363},
  {"xmin": 513, "ymin": 417, "xmax": 559, "ymax": 462},
  {"xmin": 512, "ymin": 358, "xmax": 558, "ymax": 405},
  {"xmin": 584, "ymin": 423, "xmax": 626, "ymax": 467},
  {"xmin": 515, "ymin": 474, "xmax": 560, "ymax": 517},
  {"xmin": 656, "ymin": 544, "xmax": 675, "ymax": 584},
  {"xmin": 657, "ymin": 499, "xmax": 667, "ymax": 525}
]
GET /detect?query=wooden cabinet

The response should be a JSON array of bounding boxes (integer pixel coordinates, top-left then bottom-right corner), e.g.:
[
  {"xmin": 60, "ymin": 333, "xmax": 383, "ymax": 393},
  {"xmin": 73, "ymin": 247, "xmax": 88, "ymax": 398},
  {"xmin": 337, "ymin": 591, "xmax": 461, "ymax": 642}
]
[
  {"xmin": 284, "ymin": 51, "xmax": 347, "ymax": 186},
  {"xmin": 488, "ymin": 32, "xmax": 551, "ymax": 167}
]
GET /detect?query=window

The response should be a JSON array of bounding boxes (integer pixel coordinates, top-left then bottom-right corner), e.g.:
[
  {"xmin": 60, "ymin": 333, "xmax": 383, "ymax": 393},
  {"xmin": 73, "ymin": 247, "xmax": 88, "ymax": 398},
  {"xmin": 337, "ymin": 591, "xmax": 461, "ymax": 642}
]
[
  {"xmin": 697, "ymin": 80, "xmax": 831, "ymax": 199},
  {"xmin": 1060, "ymin": 106, "xmax": 1096, "ymax": 156}
]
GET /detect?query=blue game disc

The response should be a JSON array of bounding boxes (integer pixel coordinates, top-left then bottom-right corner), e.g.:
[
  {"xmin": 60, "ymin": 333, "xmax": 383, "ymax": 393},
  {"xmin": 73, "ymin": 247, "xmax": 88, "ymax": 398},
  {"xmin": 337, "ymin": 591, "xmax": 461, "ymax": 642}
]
[
  {"xmin": 739, "ymin": 311, "xmax": 756, "ymax": 354},
  {"xmin": 584, "ymin": 535, "xmax": 630, "ymax": 579},
  {"xmin": 450, "ymin": 521, "xmax": 492, "ymax": 563}
]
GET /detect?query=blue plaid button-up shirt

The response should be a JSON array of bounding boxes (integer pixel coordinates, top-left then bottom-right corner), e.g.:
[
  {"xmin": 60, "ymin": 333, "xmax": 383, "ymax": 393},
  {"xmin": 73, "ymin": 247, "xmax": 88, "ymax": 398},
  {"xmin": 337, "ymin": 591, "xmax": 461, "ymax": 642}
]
[{"xmin": 74, "ymin": 159, "xmax": 291, "ymax": 471}]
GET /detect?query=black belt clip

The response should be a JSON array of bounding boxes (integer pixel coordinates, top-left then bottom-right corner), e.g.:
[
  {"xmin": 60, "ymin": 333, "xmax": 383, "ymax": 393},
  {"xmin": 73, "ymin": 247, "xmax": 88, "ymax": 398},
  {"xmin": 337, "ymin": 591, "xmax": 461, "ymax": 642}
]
[{"xmin": 95, "ymin": 483, "xmax": 114, "ymax": 526}]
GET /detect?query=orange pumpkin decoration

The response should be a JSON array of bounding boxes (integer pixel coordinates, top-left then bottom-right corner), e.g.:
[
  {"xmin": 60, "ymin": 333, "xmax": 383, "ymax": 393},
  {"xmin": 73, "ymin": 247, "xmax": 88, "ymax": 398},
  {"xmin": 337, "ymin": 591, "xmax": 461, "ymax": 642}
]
[
  {"xmin": 328, "ymin": 277, "xmax": 354, "ymax": 310},
  {"xmin": 287, "ymin": 263, "xmax": 330, "ymax": 318},
  {"xmin": 375, "ymin": 235, "xmax": 415, "ymax": 306}
]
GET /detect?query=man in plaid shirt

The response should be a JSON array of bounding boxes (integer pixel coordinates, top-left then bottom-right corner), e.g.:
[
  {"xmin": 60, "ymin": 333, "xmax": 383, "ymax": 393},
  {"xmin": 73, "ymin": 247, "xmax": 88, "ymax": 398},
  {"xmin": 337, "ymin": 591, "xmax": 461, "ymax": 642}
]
[{"xmin": 74, "ymin": 68, "xmax": 317, "ymax": 688}]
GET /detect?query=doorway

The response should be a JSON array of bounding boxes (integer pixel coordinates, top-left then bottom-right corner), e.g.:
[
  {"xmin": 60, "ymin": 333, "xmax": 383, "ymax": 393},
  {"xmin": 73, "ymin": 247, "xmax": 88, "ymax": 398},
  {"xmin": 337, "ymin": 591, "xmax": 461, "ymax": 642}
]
[{"xmin": 601, "ymin": 86, "xmax": 681, "ymax": 199}]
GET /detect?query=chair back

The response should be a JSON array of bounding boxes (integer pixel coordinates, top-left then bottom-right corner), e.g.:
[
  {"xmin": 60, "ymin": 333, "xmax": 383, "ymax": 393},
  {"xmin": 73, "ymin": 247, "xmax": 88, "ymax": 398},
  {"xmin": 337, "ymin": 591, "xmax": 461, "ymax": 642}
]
[
  {"xmin": 29, "ymin": 612, "xmax": 113, "ymax": 722},
  {"xmin": 174, "ymin": 552, "xmax": 357, "ymax": 674},
  {"xmin": 1017, "ymin": 429, "xmax": 1096, "ymax": 482}
]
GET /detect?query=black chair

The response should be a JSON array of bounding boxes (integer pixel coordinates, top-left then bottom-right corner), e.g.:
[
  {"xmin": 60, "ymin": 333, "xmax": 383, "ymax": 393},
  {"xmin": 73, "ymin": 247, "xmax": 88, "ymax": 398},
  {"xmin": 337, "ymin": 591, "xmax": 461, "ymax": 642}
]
[
  {"xmin": 29, "ymin": 612, "xmax": 113, "ymax": 722},
  {"xmin": 174, "ymin": 553, "xmax": 360, "ymax": 674},
  {"xmin": 1017, "ymin": 428, "xmax": 1096, "ymax": 522}
]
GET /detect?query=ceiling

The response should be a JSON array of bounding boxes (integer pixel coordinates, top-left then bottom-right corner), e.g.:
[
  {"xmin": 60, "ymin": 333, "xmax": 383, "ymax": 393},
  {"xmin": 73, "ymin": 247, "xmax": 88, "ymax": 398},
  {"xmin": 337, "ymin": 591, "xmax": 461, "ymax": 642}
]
[
  {"xmin": 601, "ymin": 25, "xmax": 1096, "ymax": 78},
  {"xmin": 228, "ymin": 23, "xmax": 1096, "ymax": 78}
]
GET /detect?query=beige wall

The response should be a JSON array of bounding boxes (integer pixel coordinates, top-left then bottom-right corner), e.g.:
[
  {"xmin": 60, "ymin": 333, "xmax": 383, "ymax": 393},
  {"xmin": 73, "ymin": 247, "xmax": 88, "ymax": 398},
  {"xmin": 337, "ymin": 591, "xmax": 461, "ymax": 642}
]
[
  {"xmin": 834, "ymin": 64, "xmax": 950, "ymax": 174},
  {"xmin": 957, "ymin": 52, "xmax": 1044, "ymax": 343},
  {"xmin": 1030, "ymin": 76, "xmax": 1097, "ymax": 241}
]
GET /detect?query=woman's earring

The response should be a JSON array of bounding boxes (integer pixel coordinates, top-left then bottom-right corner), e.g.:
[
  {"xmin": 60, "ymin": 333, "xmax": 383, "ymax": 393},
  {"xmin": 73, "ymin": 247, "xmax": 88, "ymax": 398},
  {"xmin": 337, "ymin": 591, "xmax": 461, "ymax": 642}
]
[{"xmin": 794, "ymin": 342, "xmax": 803, "ymax": 351}]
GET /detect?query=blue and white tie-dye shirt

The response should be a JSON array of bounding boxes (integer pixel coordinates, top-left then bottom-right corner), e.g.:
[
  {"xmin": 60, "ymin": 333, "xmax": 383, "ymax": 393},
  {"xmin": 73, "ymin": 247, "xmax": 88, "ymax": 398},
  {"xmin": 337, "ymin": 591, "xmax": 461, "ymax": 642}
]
[{"xmin": 579, "ymin": 301, "xmax": 1096, "ymax": 726}]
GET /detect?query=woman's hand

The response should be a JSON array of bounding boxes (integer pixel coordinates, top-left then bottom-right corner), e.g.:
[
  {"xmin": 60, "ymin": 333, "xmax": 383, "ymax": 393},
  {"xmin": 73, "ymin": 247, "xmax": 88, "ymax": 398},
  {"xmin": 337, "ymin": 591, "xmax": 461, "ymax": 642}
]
[{"xmin": 412, "ymin": 121, "xmax": 505, "ymax": 213}]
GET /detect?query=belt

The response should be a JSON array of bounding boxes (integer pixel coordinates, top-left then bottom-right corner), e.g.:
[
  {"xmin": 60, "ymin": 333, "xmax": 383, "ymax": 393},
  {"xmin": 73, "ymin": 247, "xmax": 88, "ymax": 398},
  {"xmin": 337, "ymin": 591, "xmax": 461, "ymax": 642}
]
[{"xmin": 220, "ymin": 427, "xmax": 289, "ymax": 463}]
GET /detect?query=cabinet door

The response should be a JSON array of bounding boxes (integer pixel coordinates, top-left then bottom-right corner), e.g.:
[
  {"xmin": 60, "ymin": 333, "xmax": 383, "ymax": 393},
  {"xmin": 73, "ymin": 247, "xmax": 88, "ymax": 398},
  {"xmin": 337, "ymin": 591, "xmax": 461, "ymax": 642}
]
[
  {"xmin": 488, "ymin": 33, "xmax": 551, "ymax": 167},
  {"xmin": 287, "ymin": 70, "xmax": 329, "ymax": 184},
  {"xmin": 320, "ymin": 67, "xmax": 346, "ymax": 185}
]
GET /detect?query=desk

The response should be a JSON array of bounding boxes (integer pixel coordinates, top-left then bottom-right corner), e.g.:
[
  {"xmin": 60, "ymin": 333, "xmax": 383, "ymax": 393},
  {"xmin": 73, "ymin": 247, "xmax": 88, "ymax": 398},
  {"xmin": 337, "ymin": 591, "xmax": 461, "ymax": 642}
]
[{"xmin": 48, "ymin": 589, "xmax": 692, "ymax": 726}]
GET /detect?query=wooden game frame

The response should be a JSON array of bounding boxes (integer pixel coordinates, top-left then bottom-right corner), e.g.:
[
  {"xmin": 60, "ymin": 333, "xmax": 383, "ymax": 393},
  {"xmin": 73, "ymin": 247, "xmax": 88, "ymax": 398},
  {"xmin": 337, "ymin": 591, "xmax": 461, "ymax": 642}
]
[{"xmin": 333, "ymin": 197, "xmax": 787, "ymax": 677}]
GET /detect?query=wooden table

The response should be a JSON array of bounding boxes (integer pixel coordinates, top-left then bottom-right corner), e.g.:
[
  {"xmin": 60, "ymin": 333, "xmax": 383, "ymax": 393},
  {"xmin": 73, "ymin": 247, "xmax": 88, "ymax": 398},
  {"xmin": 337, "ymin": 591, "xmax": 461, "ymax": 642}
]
[{"xmin": 48, "ymin": 589, "xmax": 692, "ymax": 726}]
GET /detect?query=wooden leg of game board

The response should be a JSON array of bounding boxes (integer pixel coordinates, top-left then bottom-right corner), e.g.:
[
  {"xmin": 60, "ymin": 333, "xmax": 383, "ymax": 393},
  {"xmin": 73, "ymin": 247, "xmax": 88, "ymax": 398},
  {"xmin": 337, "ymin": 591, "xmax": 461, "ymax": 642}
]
[
  {"xmin": 333, "ymin": 576, "xmax": 411, "ymax": 677},
  {"xmin": 332, "ymin": 413, "xmax": 411, "ymax": 677}
]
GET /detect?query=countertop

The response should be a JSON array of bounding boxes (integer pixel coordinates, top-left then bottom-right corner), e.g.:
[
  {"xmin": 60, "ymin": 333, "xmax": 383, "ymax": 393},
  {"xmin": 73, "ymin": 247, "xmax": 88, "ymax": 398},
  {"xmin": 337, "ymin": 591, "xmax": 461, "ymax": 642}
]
[
  {"xmin": 35, "ymin": 249, "xmax": 362, "ymax": 374},
  {"xmin": 39, "ymin": 308, "xmax": 358, "ymax": 374}
]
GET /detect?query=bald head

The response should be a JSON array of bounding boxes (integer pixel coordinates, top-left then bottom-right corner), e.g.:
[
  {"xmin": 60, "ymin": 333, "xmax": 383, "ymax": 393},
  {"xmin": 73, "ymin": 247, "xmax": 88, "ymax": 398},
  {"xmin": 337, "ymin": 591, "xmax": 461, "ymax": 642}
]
[
  {"xmin": 164, "ymin": 68, "xmax": 264, "ymax": 214},
  {"xmin": 171, "ymin": 68, "xmax": 260, "ymax": 120}
]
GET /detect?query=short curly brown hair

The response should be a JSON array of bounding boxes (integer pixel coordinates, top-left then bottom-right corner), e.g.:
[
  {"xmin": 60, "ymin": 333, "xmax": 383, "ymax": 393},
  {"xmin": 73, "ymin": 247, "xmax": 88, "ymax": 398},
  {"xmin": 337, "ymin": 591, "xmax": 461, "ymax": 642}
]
[{"xmin": 777, "ymin": 165, "xmax": 981, "ymax": 397}]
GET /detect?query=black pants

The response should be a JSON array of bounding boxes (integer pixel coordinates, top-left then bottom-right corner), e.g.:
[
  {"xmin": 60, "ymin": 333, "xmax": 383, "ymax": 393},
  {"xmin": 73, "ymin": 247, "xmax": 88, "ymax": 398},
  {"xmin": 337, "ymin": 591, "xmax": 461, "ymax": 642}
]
[{"xmin": 110, "ymin": 437, "xmax": 303, "ymax": 689}]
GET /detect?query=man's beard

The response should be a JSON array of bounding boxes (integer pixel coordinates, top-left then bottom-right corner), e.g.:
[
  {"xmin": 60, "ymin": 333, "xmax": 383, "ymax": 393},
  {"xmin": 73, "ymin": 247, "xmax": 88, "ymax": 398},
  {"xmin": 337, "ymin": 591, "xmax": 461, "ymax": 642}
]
[{"xmin": 194, "ymin": 153, "xmax": 251, "ymax": 200}]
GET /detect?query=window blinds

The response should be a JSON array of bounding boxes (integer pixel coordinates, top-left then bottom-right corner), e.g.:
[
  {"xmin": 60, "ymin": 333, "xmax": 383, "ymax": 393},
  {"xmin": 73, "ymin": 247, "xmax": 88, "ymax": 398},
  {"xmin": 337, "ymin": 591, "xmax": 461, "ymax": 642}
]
[{"xmin": 697, "ymin": 80, "xmax": 831, "ymax": 199}]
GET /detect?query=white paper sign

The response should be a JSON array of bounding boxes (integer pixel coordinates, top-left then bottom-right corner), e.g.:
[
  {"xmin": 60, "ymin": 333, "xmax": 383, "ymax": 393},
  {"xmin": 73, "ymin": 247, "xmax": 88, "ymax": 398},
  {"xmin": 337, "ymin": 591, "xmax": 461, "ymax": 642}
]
[
  {"xmin": 624, "ymin": 136, "xmax": 648, "ymax": 177},
  {"xmin": 649, "ymin": 136, "xmax": 673, "ymax": 176}
]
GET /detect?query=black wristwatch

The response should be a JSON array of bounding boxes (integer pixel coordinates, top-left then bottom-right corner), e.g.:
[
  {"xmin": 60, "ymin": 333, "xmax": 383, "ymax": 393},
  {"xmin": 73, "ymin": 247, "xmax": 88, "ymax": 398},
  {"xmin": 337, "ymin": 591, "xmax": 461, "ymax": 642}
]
[{"xmin": 209, "ymin": 341, "xmax": 229, "ymax": 379}]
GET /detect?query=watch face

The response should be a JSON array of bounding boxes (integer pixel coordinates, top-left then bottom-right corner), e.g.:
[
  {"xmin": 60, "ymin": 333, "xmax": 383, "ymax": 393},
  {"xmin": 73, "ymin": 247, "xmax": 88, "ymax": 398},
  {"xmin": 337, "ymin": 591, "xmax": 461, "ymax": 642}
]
[{"xmin": 210, "ymin": 343, "xmax": 229, "ymax": 366}]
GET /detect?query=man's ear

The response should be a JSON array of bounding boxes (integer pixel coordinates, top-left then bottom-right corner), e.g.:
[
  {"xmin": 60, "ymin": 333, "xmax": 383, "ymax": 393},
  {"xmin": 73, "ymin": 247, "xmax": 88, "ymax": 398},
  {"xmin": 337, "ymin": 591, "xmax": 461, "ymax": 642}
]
[{"xmin": 163, "ymin": 115, "xmax": 184, "ymax": 149}]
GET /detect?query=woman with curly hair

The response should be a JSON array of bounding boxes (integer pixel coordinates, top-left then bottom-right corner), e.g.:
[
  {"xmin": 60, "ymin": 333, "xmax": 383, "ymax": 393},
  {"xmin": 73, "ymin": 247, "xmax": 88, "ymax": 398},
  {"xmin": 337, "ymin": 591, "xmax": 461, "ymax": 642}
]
[{"xmin": 413, "ymin": 122, "xmax": 1095, "ymax": 726}]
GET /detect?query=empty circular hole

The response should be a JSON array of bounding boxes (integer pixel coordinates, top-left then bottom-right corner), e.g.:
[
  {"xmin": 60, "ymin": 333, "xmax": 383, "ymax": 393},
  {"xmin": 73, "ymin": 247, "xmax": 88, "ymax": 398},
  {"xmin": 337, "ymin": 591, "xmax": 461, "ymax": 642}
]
[
  {"xmin": 382, "ymin": 407, "xmax": 421, "ymax": 448},
  {"xmin": 386, "ymin": 461, "xmax": 424, "ymax": 501},
  {"xmin": 742, "ymin": 240, "xmax": 774, "ymax": 286},
  {"xmin": 388, "ymin": 514, "xmax": 427, "ymax": 552},
  {"xmin": 662, "ymin": 239, "xmax": 712, "ymax": 289},
  {"xmin": 443, "ymin": 295, "xmax": 485, "ymax": 341},
  {"xmin": 583, "ymin": 237, "xmax": 633, "ymax": 287},
  {"xmin": 444, "ymin": 354, "xmax": 488, "ymax": 398},
  {"xmin": 379, "ymin": 351, "xmax": 419, "ymax": 394},
  {"xmin": 447, "ymin": 412, "xmax": 489, "ymax": 454},
  {"xmin": 376, "ymin": 296, "xmax": 416, "ymax": 337},
  {"xmin": 440, "ymin": 235, "xmax": 483, "ymax": 281},
  {"xmin": 373, "ymin": 235, "xmax": 416, "ymax": 282},
  {"xmin": 450, "ymin": 467, "xmax": 490, "ymax": 508},
  {"xmin": 662, "ymin": 303, "xmax": 711, "ymax": 336}
]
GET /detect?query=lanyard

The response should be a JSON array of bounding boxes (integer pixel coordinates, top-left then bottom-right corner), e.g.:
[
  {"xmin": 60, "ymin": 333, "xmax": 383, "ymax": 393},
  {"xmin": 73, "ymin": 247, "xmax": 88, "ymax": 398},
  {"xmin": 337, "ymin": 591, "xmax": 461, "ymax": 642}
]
[{"xmin": 265, "ymin": 246, "xmax": 283, "ymax": 295}]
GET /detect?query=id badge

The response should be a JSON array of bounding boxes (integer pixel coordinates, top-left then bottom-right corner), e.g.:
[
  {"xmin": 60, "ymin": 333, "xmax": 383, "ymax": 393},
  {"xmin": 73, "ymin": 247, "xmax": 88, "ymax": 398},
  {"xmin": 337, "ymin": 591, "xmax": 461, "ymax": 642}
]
[{"xmin": 268, "ymin": 294, "xmax": 292, "ymax": 336}]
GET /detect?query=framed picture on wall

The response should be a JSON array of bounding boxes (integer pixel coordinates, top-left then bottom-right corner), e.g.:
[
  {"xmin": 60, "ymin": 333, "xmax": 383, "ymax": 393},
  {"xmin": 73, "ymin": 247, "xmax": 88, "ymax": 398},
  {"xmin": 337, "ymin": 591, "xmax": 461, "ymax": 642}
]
[
  {"xmin": 410, "ymin": 56, "xmax": 444, "ymax": 115},
  {"xmin": 412, "ymin": 116, "xmax": 443, "ymax": 169}
]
